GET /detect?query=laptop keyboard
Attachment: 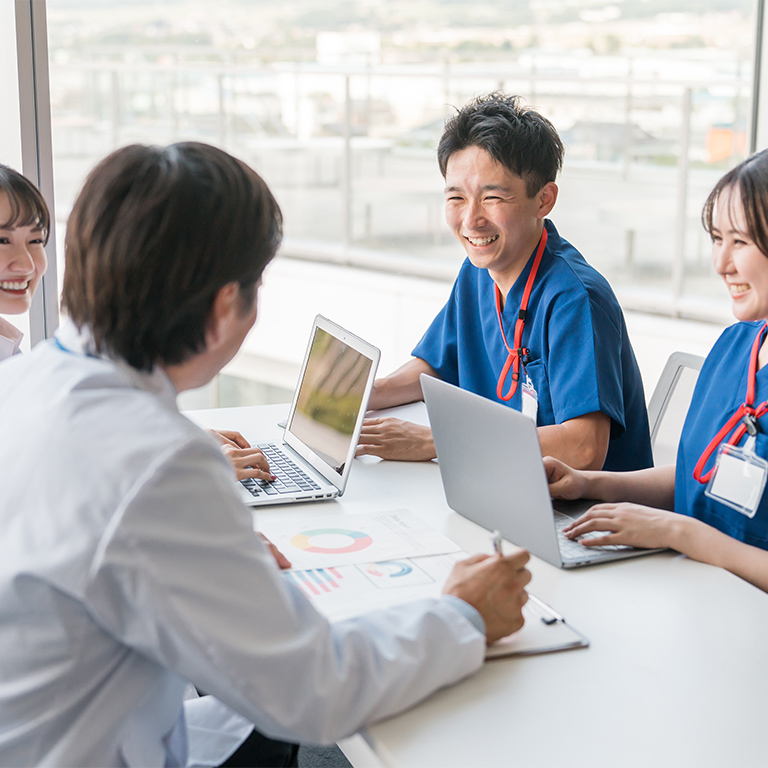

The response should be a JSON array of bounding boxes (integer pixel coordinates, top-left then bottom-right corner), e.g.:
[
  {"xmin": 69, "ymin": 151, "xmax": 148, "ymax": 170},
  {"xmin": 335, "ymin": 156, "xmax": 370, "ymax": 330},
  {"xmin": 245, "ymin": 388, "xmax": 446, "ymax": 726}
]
[
  {"xmin": 240, "ymin": 443, "xmax": 322, "ymax": 498},
  {"xmin": 554, "ymin": 512, "xmax": 631, "ymax": 561}
]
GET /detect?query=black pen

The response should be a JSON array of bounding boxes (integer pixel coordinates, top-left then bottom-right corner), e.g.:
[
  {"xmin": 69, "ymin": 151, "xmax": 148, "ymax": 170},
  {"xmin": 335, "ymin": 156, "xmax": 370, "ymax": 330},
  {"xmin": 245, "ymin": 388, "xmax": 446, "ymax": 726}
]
[{"xmin": 491, "ymin": 529, "xmax": 503, "ymax": 556}]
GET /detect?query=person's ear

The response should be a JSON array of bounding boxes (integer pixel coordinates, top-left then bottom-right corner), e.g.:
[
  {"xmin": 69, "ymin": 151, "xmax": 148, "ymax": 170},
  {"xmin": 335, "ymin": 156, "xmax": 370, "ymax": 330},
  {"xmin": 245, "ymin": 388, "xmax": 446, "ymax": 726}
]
[
  {"xmin": 205, "ymin": 282, "xmax": 241, "ymax": 350},
  {"xmin": 536, "ymin": 182, "xmax": 558, "ymax": 219}
]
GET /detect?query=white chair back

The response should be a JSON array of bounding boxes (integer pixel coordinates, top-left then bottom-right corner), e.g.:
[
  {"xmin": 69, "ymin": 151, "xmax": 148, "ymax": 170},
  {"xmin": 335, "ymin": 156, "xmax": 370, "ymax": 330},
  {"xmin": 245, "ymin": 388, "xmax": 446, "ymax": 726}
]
[{"xmin": 647, "ymin": 351, "xmax": 705, "ymax": 467}]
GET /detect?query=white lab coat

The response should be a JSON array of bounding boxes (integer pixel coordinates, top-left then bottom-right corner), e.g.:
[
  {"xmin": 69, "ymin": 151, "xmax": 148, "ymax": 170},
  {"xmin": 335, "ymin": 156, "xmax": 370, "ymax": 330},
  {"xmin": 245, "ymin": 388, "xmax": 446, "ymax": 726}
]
[
  {"xmin": 0, "ymin": 316, "xmax": 22, "ymax": 360},
  {"xmin": 0, "ymin": 320, "xmax": 485, "ymax": 767}
]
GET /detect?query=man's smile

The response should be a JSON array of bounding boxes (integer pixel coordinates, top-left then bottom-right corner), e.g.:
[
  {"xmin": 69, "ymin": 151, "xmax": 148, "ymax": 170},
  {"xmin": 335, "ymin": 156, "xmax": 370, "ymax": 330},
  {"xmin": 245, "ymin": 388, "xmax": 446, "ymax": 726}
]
[{"xmin": 465, "ymin": 235, "xmax": 499, "ymax": 247}]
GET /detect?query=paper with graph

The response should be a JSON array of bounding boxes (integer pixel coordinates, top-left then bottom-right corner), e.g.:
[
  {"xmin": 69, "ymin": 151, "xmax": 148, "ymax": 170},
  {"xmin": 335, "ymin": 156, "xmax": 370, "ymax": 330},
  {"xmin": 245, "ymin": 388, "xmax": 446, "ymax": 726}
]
[
  {"xmin": 258, "ymin": 509, "xmax": 462, "ymax": 571},
  {"xmin": 284, "ymin": 552, "xmax": 464, "ymax": 621},
  {"xmin": 268, "ymin": 510, "xmax": 588, "ymax": 657}
]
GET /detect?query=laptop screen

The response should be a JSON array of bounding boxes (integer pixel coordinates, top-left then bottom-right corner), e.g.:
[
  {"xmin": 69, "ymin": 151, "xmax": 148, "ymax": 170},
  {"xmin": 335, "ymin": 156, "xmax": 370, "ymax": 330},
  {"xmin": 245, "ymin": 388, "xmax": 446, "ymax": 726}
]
[{"xmin": 287, "ymin": 326, "xmax": 373, "ymax": 474}]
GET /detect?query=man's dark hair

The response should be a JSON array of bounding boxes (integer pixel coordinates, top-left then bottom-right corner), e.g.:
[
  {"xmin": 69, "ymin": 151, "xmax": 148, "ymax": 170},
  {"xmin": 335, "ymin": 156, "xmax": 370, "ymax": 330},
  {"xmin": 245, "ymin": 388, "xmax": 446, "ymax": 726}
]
[
  {"xmin": 437, "ymin": 92, "xmax": 564, "ymax": 197},
  {"xmin": 702, "ymin": 148, "xmax": 768, "ymax": 259},
  {"xmin": 0, "ymin": 164, "xmax": 51, "ymax": 244},
  {"xmin": 62, "ymin": 142, "xmax": 282, "ymax": 371}
]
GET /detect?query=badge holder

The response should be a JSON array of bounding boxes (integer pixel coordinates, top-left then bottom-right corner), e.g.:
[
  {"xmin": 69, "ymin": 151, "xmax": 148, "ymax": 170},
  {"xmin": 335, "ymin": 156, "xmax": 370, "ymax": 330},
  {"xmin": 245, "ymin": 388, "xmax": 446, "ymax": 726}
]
[
  {"xmin": 705, "ymin": 416, "xmax": 768, "ymax": 518},
  {"xmin": 521, "ymin": 372, "xmax": 538, "ymax": 425}
]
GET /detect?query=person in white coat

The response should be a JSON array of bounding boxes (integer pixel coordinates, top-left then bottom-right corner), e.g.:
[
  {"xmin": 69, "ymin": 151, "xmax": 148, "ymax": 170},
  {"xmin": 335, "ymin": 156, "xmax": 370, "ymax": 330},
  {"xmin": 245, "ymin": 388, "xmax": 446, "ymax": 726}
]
[{"xmin": 0, "ymin": 142, "xmax": 531, "ymax": 767}]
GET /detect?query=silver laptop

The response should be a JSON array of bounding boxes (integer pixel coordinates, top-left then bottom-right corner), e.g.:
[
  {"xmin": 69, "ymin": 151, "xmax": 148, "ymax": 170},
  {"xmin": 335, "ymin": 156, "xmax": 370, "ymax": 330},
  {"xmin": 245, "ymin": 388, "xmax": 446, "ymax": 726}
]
[
  {"xmin": 421, "ymin": 375, "xmax": 664, "ymax": 568},
  {"xmin": 237, "ymin": 315, "xmax": 379, "ymax": 507}
]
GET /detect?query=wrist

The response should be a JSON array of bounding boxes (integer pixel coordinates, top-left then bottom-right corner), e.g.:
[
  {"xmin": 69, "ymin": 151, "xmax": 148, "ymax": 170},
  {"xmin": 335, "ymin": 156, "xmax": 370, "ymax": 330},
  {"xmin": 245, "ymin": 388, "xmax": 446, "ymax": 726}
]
[
  {"xmin": 587, "ymin": 470, "xmax": 636, "ymax": 503},
  {"xmin": 413, "ymin": 428, "xmax": 437, "ymax": 461},
  {"xmin": 441, "ymin": 595, "xmax": 485, "ymax": 635},
  {"xmin": 581, "ymin": 470, "xmax": 605, "ymax": 499},
  {"xmin": 369, "ymin": 376, "xmax": 399, "ymax": 411},
  {"xmin": 671, "ymin": 514, "xmax": 711, "ymax": 561},
  {"xmin": 425, "ymin": 432, "xmax": 436, "ymax": 460}
]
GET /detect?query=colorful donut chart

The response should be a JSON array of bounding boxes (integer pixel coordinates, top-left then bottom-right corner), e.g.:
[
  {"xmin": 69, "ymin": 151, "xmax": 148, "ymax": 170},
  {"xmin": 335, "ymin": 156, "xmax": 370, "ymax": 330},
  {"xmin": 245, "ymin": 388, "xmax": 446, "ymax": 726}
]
[
  {"xmin": 366, "ymin": 561, "xmax": 413, "ymax": 578},
  {"xmin": 290, "ymin": 528, "xmax": 373, "ymax": 554}
]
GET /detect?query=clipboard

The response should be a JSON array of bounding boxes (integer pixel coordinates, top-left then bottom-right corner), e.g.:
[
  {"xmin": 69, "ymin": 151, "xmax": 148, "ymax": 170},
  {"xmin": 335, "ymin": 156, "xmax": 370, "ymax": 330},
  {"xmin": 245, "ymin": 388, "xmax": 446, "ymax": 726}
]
[{"xmin": 486, "ymin": 594, "xmax": 589, "ymax": 658}]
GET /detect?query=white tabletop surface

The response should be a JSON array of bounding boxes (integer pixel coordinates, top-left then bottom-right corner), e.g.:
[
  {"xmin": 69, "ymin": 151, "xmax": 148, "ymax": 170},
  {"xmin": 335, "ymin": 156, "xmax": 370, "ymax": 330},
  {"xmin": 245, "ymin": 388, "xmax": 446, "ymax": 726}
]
[{"xmin": 188, "ymin": 403, "xmax": 768, "ymax": 768}]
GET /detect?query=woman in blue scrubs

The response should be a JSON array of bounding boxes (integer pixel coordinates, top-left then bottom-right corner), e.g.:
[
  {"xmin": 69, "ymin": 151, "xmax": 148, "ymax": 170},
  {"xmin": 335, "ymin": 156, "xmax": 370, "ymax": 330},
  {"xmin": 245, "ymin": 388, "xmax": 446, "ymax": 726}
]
[{"xmin": 546, "ymin": 149, "xmax": 768, "ymax": 592}]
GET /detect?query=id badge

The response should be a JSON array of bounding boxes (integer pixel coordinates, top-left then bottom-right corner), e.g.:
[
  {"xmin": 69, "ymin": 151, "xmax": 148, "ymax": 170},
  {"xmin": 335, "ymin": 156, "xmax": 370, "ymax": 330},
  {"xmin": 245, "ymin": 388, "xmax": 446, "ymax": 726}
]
[
  {"xmin": 705, "ymin": 442, "xmax": 768, "ymax": 518},
  {"xmin": 521, "ymin": 374, "xmax": 538, "ymax": 424}
]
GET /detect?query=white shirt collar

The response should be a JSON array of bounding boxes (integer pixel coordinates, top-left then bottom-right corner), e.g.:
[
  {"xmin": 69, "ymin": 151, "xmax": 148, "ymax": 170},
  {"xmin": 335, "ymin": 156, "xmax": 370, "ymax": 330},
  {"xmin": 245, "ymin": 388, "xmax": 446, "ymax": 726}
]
[
  {"xmin": 0, "ymin": 318, "xmax": 23, "ymax": 361},
  {"xmin": 55, "ymin": 317, "xmax": 178, "ymax": 409}
]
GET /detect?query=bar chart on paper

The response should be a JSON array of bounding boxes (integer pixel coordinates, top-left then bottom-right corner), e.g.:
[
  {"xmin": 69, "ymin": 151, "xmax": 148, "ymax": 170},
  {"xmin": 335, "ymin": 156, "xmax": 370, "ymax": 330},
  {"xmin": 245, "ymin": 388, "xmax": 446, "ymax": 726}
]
[
  {"xmin": 286, "ymin": 566, "xmax": 347, "ymax": 597},
  {"xmin": 284, "ymin": 554, "xmax": 463, "ymax": 621}
]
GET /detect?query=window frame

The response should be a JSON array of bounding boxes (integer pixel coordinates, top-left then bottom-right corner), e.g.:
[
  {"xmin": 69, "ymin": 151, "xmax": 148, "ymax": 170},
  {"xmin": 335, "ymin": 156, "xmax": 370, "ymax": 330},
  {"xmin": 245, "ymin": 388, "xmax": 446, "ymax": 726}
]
[{"xmin": 12, "ymin": 0, "xmax": 58, "ymax": 344}]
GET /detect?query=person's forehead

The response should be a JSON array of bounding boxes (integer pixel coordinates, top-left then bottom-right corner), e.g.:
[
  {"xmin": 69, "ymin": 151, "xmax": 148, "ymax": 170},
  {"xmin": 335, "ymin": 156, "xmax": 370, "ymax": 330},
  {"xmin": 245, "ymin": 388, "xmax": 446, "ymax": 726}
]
[
  {"xmin": 716, "ymin": 185, "xmax": 747, "ymax": 230},
  {"xmin": 0, "ymin": 192, "xmax": 43, "ymax": 232},
  {"xmin": 444, "ymin": 146, "xmax": 523, "ymax": 189},
  {"xmin": 0, "ymin": 191, "xmax": 10, "ymax": 221}
]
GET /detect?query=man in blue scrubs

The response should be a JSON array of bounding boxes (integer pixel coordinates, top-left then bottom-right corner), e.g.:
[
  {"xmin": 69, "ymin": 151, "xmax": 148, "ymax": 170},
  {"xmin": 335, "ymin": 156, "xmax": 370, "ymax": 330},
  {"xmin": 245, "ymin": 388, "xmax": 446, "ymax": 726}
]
[{"xmin": 357, "ymin": 93, "xmax": 652, "ymax": 472}]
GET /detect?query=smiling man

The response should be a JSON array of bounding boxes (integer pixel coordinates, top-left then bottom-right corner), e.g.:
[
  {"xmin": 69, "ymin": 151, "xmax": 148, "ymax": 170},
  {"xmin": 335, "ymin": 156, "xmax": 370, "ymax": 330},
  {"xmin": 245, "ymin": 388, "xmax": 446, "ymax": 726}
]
[{"xmin": 357, "ymin": 93, "xmax": 652, "ymax": 471}]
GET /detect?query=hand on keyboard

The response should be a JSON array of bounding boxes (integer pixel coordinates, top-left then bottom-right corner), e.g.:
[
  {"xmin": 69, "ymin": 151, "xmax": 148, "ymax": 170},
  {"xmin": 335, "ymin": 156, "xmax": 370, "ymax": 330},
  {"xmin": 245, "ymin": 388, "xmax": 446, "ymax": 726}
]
[
  {"xmin": 207, "ymin": 428, "xmax": 275, "ymax": 482},
  {"xmin": 555, "ymin": 513, "xmax": 628, "ymax": 554},
  {"xmin": 562, "ymin": 502, "xmax": 677, "ymax": 551},
  {"xmin": 240, "ymin": 444, "xmax": 321, "ymax": 498}
]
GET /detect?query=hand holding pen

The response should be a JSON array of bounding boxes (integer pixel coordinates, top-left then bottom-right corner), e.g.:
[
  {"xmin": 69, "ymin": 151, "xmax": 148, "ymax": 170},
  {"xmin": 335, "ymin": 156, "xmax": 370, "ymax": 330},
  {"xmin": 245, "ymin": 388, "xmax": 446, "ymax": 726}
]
[
  {"xmin": 491, "ymin": 530, "xmax": 564, "ymax": 626},
  {"xmin": 442, "ymin": 535, "xmax": 531, "ymax": 644}
]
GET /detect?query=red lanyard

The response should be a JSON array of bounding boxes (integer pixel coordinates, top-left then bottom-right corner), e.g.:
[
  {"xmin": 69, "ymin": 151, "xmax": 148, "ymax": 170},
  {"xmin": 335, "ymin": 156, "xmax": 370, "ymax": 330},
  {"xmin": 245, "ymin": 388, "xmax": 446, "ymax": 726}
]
[
  {"xmin": 693, "ymin": 322, "xmax": 768, "ymax": 484},
  {"xmin": 495, "ymin": 227, "xmax": 548, "ymax": 401}
]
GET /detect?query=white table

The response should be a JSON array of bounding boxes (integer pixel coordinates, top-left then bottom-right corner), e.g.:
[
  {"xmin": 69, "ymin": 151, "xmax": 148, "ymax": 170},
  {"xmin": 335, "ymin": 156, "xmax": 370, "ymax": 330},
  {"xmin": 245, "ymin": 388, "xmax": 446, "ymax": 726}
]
[{"xmin": 189, "ymin": 403, "xmax": 768, "ymax": 768}]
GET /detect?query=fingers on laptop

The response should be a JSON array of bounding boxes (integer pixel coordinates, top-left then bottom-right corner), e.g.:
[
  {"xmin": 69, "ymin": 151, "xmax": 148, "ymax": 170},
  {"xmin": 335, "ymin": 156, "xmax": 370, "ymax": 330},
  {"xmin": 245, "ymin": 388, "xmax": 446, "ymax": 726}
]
[
  {"xmin": 223, "ymin": 445, "xmax": 275, "ymax": 482},
  {"xmin": 207, "ymin": 428, "xmax": 251, "ymax": 449},
  {"xmin": 563, "ymin": 505, "xmax": 619, "ymax": 545},
  {"xmin": 563, "ymin": 503, "xmax": 669, "ymax": 549},
  {"xmin": 542, "ymin": 456, "xmax": 588, "ymax": 500}
]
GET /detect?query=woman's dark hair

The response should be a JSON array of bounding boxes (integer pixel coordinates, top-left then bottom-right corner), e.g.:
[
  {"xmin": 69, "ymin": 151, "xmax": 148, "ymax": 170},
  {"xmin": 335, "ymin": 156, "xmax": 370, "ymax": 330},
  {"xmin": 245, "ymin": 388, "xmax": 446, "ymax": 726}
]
[
  {"xmin": 0, "ymin": 164, "xmax": 51, "ymax": 244},
  {"xmin": 437, "ymin": 92, "xmax": 564, "ymax": 197},
  {"xmin": 62, "ymin": 142, "xmax": 282, "ymax": 371},
  {"xmin": 702, "ymin": 149, "xmax": 768, "ymax": 257}
]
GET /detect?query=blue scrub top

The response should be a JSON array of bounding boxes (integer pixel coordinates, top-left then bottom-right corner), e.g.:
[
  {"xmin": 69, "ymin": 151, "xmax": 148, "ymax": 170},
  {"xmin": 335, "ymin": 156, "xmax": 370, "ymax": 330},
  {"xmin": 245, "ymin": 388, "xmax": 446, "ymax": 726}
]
[
  {"xmin": 412, "ymin": 220, "xmax": 652, "ymax": 472},
  {"xmin": 676, "ymin": 321, "xmax": 768, "ymax": 549}
]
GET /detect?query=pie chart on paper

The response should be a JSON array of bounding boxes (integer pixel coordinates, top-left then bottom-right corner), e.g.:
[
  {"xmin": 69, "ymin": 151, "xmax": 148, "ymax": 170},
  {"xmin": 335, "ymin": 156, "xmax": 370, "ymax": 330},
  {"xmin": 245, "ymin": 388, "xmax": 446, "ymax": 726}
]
[{"xmin": 290, "ymin": 528, "xmax": 374, "ymax": 554}]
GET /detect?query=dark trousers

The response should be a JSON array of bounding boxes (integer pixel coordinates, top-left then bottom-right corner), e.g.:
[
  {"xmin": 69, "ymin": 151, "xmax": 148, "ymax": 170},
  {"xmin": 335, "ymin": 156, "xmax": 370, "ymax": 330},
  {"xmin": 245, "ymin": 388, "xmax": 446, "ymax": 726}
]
[{"xmin": 218, "ymin": 727, "xmax": 299, "ymax": 768}]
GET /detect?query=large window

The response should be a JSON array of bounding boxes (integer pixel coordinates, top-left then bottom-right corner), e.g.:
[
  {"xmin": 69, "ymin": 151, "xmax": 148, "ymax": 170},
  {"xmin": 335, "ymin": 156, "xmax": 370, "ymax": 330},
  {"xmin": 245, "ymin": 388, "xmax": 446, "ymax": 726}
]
[
  {"xmin": 46, "ymin": 0, "xmax": 756, "ymax": 312},
  {"xmin": 2, "ymin": 0, "xmax": 759, "ymax": 401}
]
